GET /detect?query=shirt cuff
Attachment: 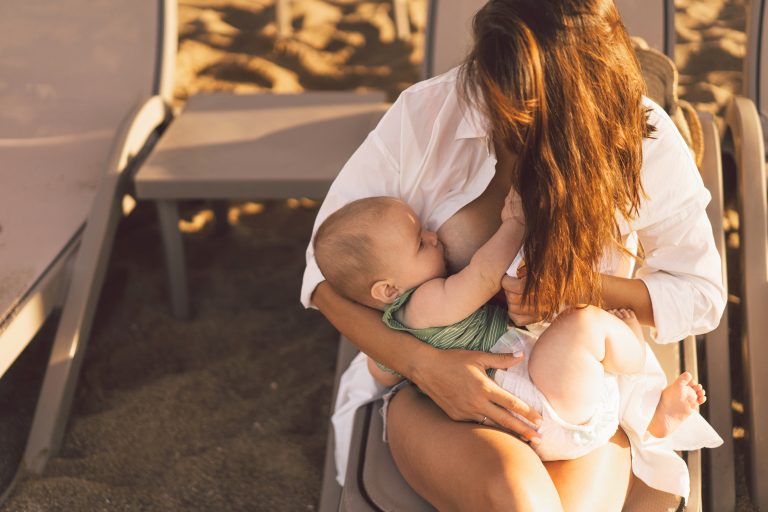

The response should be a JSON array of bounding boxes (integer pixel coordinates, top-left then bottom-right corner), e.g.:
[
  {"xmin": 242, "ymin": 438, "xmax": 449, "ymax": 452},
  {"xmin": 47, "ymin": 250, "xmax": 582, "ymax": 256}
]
[{"xmin": 639, "ymin": 271, "xmax": 695, "ymax": 343}]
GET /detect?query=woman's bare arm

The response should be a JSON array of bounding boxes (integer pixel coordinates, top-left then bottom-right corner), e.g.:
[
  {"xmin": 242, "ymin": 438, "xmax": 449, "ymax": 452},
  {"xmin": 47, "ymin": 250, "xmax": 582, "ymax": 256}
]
[
  {"xmin": 502, "ymin": 273, "xmax": 654, "ymax": 327},
  {"xmin": 313, "ymin": 281, "xmax": 543, "ymax": 441},
  {"xmin": 600, "ymin": 274, "xmax": 654, "ymax": 327}
]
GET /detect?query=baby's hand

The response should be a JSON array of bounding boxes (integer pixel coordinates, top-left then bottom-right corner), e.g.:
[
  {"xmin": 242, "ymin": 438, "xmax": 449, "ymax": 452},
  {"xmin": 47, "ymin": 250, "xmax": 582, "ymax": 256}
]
[{"xmin": 501, "ymin": 187, "xmax": 525, "ymax": 226}]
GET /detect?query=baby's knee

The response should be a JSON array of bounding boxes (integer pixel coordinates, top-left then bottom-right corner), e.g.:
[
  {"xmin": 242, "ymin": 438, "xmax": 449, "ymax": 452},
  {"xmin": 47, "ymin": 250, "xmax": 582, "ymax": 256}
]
[{"xmin": 557, "ymin": 305, "xmax": 603, "ymax": 327}]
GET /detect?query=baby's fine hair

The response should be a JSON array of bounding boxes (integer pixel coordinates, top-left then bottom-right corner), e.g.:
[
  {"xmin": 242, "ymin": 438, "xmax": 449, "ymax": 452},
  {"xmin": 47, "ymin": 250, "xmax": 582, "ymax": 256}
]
[{"xmin": 314, "ymin": 196, "xmax": 398, "ymax": 307}]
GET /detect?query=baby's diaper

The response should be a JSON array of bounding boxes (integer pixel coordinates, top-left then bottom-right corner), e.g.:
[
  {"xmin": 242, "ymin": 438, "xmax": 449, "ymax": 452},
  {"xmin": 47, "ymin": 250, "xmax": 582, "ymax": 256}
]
[{"xmin": 491, "ymin": 329, "xmax": 621, "ymax": 461}]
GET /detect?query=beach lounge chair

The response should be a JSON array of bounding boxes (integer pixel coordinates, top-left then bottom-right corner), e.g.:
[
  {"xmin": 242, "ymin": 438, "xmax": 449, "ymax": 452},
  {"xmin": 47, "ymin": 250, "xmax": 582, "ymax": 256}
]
[
  {"xmin": 733, "ymin": 6, "xmax": 768, "ymax": 506},
  {"xmin": 318, "ymin": 2, "xmax": 729, "ymax": 511},
  {"xmin": 735, "ymin": 4, "xmax": 768, "ymax": 509},
  {"xmin": 724, "ymin": 95, "xmax": 768, "ymax": 512},
  {"xmin": 134, "ymin": 0, "xmax": 506, "ymax": 322},
  {"xmin": 3, "ymin": 0, "xmax": 176, "ymax": 474},
  {"xmin": 634, "ymin": 23, "xmax": 736, "ymax": 511}
]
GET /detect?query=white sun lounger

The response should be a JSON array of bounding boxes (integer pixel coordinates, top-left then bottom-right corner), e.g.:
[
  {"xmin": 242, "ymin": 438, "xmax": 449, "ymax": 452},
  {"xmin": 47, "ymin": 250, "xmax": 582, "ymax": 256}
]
[
  {"xmin": 724, "ymin": 95, "xmax": 768, "ymax": 512},
  {"xmin": 733, "ymin": 3, "xmax": 768, "ymax": 509},
  {"xmin": 0, "ymin": 0, "xmax": 176, "ymax": 474}
]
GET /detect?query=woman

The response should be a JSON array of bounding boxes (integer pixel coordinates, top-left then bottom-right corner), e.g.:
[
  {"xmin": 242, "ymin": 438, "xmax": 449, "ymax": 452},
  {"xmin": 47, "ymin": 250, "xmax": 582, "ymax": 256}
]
[{"xmin": 301, "ymin": 0, "xmax": 725, "ymax": 509}]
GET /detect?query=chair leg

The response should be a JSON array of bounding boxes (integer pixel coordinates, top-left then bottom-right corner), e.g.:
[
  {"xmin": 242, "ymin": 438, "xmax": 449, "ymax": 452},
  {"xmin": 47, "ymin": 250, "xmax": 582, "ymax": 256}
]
[
  {"xmin": 276, "ymin": 0, "xmax": 292, "ymax": 38},
  {"xmin": 211, "ymin": 200, "xmax": 231, "ymax": 235},
  {"xmin": 393, "ymin": 0, "xmax": 411, "ymax": 40},
  {"xmin": 156, "ymin": 200, "xmax": 190, "ymax": 320},
  {"xmin": 24, "ymin": 173, "xmax": 126, "ymax": 473}
]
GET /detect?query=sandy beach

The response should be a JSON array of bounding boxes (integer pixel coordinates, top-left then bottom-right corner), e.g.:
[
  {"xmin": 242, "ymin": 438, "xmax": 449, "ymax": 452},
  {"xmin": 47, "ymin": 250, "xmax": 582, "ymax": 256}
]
[{"xmin": 0, "ymin": 0, "xmax": 756, "ymax": 510}]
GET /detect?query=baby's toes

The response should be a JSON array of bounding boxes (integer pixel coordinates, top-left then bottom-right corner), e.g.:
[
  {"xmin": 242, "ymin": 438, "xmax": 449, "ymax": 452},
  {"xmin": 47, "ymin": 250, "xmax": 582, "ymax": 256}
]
[
  {"xmin": 685, "ymin": 392, "xmax": 701, "ymax": 409},
  {"xmin": 675, "ymin": 372, "xmax": 694, "ymax": 387}
]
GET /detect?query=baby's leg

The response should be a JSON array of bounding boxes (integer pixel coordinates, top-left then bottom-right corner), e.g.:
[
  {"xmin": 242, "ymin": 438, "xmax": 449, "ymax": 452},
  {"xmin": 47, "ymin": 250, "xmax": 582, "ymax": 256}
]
[
  {"xmin": 528, "ymin": 306, "xmax": 644, "ymax": 425},
  {"xmin": 647, "ymin": 372, "xmax": 707, "ymax": 438}
]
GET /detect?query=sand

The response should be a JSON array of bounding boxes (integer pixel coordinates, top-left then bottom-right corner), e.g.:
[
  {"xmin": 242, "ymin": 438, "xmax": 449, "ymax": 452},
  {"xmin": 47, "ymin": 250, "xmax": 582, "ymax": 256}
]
[{"xmin": 0, "ymin": 0, "xmax": 756, "ymax": 510}]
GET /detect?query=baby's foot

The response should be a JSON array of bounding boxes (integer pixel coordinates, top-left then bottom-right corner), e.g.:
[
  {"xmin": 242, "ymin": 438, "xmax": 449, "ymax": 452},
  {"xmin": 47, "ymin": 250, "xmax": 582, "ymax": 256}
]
[
  {"xmin": 609, "ymin": 308, "xmax": 644, "ymax": 341},
  {"xmin": 647, "ymin": 372, "xmax": 706, "ymax": 438}
]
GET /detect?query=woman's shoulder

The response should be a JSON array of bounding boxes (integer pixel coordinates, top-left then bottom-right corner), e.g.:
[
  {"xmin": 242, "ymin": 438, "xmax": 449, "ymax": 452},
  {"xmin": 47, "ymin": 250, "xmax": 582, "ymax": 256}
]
[
  {"xmin": 633, "ymin": 96, "xmax": 710, "ymax": 228},
  {"xmin": 373, "ymin": 66, "xmax": 487, "ymax": 162},
  {"xmin": 400, "ymin": 66, "xmax": 462, "ymax": 98},
  {"xmin": 642, "ymin": 96, "xmax": 688, "ymax": 148},
  {"xmin": 387, "ymin": 67, "xmax": 471, "ymax": 126}
]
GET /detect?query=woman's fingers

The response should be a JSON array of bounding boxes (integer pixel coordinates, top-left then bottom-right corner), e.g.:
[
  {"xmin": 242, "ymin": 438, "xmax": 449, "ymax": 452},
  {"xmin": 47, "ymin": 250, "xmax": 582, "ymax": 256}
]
[
  {"xmin": 482, "ymin": 400, "xmax": 543, "ymax": 445},
  {"xmin": 479, "ymin": 352, "xmax": 543, "ymax": 440},
  {"xmin": 485, "ymin": 378, "xmax": 543, "ymax": 426},
  {"xmin": 412, "ymin": 349, "xmax": 543, "ymax": 442},
  {"xmin": 483, "ymin": 350, "xmax": 525, "ymax": 366}
]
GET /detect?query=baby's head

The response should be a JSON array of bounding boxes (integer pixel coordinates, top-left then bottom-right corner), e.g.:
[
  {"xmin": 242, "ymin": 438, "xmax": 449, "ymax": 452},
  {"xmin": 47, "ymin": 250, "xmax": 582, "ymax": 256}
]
[{"xmin": 314, "ymin": 197, "xmax": 447, "ymax": 309}]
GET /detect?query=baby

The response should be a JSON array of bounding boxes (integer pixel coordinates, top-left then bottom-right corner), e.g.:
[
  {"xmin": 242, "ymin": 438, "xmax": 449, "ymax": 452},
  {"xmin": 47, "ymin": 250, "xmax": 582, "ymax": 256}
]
[{"xmin": 314, "ymin": 195, "xmax": 713, "ymax": 461}]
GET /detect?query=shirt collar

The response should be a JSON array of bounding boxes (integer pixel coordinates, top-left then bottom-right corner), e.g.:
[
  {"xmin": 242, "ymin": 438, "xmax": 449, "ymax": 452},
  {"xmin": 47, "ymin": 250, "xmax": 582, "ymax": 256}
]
[{"xmin": 455, "ymin": 99, "xmax": 489, "ymax": 140}]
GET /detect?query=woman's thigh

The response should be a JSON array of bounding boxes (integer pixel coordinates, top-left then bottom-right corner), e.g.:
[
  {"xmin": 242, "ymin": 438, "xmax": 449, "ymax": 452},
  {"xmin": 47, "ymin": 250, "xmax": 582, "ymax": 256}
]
[
  {"xmin": 544, "ymin": 428, "xmax": 633, "ymax": 512},
  {"xmin": 386, "ymin": 385, "xmax": 563, "ymax": 512}
]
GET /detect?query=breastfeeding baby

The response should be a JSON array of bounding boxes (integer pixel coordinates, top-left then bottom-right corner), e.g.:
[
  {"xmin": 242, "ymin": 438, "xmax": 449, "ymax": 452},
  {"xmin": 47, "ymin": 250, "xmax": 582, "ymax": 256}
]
[{"xmin": 313, "ymin": 195, "xmax": 719, "ymax": 462}]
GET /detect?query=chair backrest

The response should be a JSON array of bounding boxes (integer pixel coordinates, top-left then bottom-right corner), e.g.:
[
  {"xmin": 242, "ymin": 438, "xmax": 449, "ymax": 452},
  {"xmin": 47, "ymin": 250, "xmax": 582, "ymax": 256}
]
[
  {"xmin": 0, "ymin": 0, "xmax": 173, "ymax": 373},
  {"xmin": 423, "ymin": 0, "xmax": 486, "ymax": 79},
  {"xmin": 726, "ymin": 96, "xmax": 768, "ymax": 512},
  {"xmin": 745, "ymin": 0, "xmax": 768, "ymax": 122},
  {"xmin": 423, "ymin": 0, "xmax": 675, "ymax": 80},
  {"xmin": 614, "ymin": 0, "xmax": 675, "ymax": 58}
]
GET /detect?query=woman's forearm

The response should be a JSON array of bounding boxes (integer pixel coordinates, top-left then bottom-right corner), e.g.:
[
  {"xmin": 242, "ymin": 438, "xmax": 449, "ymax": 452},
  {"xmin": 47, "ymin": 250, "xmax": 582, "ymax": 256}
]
[
  {"xmin": 312, "ymin": 281, "xmax": 433, "ymax": 379},
  {"xmin": 600, "ymin": 274, "xmax": 655, "ymax": 327}
]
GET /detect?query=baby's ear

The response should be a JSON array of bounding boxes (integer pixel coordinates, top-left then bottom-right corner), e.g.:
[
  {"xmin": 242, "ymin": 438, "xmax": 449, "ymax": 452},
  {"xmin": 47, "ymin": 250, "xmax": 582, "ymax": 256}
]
[{"xmin": 371, "ymin": 280, "xmax": 400, "ymax": 304}]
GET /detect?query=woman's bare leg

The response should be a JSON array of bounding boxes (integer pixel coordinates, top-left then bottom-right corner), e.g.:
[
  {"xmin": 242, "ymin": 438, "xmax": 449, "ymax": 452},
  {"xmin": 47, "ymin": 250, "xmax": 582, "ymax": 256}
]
[
  {"xmin": 387, "ymin": 385, "xmax": 563, "ymax": 511},
  {"xmin": 545, "ymin": 428, "xmax": 633, "ymax": 512},
  {"xmin": 388, "ymin": 385, "xmax": 632, "ymax": 511}
]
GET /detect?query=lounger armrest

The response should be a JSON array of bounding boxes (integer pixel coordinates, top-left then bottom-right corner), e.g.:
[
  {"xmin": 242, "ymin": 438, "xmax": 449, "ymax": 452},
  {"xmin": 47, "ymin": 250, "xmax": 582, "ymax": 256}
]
[
  {"xmin": 725, "ymin": 95, "xmax": 768, "ymax": 511},
  {"xmin": 23, "ymin": 95, "xmax": 170, "ymax": 474},
  {"xmin": 110, "ymin": 96, "xmax": 171, "ymax": 176}
]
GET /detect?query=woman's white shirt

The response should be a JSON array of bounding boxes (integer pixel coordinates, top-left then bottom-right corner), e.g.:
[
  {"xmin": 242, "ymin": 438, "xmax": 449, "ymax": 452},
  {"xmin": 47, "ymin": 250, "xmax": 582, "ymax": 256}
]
[{"xmin": 300, "ymin": 67, "xmax": 726, "ymax": 342}]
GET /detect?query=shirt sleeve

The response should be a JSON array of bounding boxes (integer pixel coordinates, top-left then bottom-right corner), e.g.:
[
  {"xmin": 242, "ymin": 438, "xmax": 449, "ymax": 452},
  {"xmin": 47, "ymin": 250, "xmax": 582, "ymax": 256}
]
[
  {"xmin": 300, "ymin": 101, "xmax": 403, "ymax": 309},
  {"xmin": 632, "ymin": 104, "xmax": 726, "ymax": 343}
]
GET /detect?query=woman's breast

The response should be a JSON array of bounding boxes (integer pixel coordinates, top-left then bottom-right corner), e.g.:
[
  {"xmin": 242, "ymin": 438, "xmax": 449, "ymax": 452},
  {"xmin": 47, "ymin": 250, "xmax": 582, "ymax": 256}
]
[{"xmin": 437, "ymin": 182, "xmax": 507, "ymax": 273}]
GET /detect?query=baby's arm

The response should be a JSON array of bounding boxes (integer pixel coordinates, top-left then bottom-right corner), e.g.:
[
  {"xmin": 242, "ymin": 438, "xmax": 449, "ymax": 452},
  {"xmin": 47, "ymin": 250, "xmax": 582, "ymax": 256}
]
[{"xmin": 401, "ymin": 218, "xmax": 525, "ymax": 329}]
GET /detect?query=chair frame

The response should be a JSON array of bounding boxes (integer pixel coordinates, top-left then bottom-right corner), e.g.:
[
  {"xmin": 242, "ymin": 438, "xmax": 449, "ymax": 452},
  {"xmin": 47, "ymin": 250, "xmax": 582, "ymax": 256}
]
[
  {"xmin": 17, "ymin": 0, "xmax": 177, "ymax": 474},
  {"xmin": 724, "ymin": 96, "xmax": 768, "ymax": 512}
]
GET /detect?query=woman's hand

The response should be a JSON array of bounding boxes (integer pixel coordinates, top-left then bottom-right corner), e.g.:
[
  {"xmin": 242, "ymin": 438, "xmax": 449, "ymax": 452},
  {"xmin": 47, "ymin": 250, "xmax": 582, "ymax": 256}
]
[{"xmin": 411, "ymin": 348, "xmax": 543, "ymax": 443}]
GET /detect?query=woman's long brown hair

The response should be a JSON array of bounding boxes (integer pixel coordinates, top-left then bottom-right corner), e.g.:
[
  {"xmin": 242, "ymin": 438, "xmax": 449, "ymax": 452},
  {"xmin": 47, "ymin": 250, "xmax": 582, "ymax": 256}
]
[{"xmin": 460, "ymin": 0, "xmax": 653, "ymax": 320}]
